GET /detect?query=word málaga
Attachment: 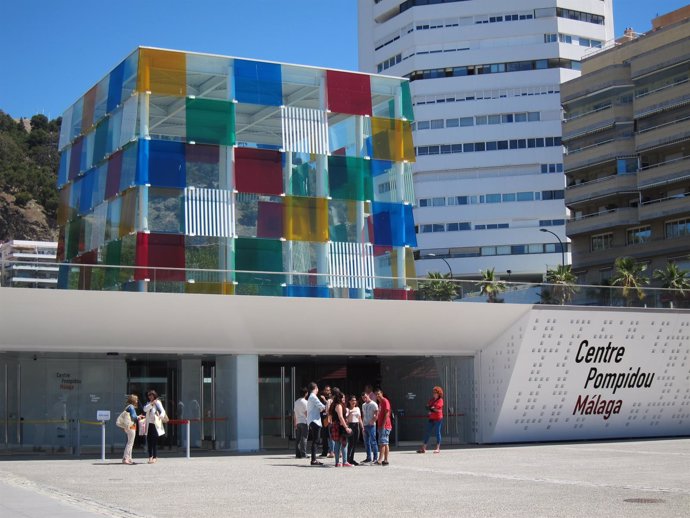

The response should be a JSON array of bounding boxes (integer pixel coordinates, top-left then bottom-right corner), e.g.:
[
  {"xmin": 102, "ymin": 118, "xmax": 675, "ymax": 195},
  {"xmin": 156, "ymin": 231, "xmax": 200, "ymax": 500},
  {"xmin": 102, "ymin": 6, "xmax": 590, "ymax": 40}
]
[{"xmin": 572, "ymin": 340, "xmax": 655, "ymax": 420}]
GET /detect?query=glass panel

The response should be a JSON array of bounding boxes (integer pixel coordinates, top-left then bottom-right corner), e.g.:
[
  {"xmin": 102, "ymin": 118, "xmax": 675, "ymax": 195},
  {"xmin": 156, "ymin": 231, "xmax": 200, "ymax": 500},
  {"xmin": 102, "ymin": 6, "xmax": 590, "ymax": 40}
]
[
  {"xmin": 186, "ymin": 144, "xmax": 220, "ymax": 189},
  {"xmin": 105, "ymin": 150, "xmax": 123, "ymax": 199},
  {"xmin": 119, "ymin": 95, "xmax": 139, "ymax": 148},
  {"xmin": 65, "ymin": 218, "xmax": 81, "ymax": 260},
  {"xmin": 284, "ymin": 240, "xmax": 321, "ymax": 285},
  {"xmin": 233, "ymin": 59, "xmax": 283, "ymax": 106},
  {"xmin": 401, "ymin": 80, "xmax": 414, "ymax": 121},
  {"xmin": 186, "ymin": 53, "xmax": 230, "ymax": 101},
  {"xmin": 235, "ymin": 193, "xmax": 283, "ymax": 238},
  {"xmin": 372, "ymin": 201, "xmax": 417, "ymax": 247},
  {"xmin": 280, "ymin": 65, "xmax": 323, "ymax": 109},
  {"xmin": 235, "ymin": 148, "xmax": 283, "ymax": 195},
  {"xmin": 105, "ymin": 197, "xmax": 122, "ymax": 242},
  {"xmin": 122, "ymin": 50, "xmax": 139, "ymax": 101},
  {"xmin": 58, "ymin": 105, "xmax": 73, "ymax": 150},
  {"xmin": 327, "ymin": 70, "xmax": 372, "ymax": 116},
  {"xmin": 135, "ymin": 232, "xmax": 186, "ymax": 281},
  {"xmin": 283, "ymin": 196, "xmax": 329, "ymax": 242},
  {"xmin": 84, "ymin": 203, "xmax": 107, "ymax": 253},
  {"xmin": 234, "ymin": 103, "xmax": 283, "ymax": 149},
  {"xmin": 119, "ymin": 188, "xmax": 138, "ymax": 237},
  {"xmin": 148, "ymin": 140, "xmax": 186, "ymax": 188},
  {"xmin": 149, "ymin": 94, "xmax": 186, "ymax": 142},
  {"xmin": 69, "ymin": 137, "xmax": 84, "ymax": 181},
  {"xmin": 148, "ymin": 187, "xmax": 184, "ymax": 233},
  {"xmin": 328, "ymin": 155, "xmax": 373, "ymax": 201},
  {"xmin": 370, "ymin": 117, "xmax": 415, "ymax": 162},
  {"xmin": 108, "ymin": 108, "xmax": 123, "ymax": 156},
  {"xmin": 92, "ymin": 164, "xmax": 108, "ymax": 209},
  {"xmin": 58, "ymin": 149, "xmax": 70, "ymax": 187},
  {"xmin": 94, "ymin": 75, "xmax": 109, "ymax": 123},
  {"xmin": 78, "ymin": 169, "xmax": 96, "ymax": 215},
  {"xmin": 288, "ymin": 153, "xmax": 318, "ymax": 197},
  {"xmin": 186, "ymin": 97, "xmax": 235, "ymax": 146},
  {"xmin": 70, "ymin": 97, "xmax": 83, "ymax": 141},
  {"xmin": 93, "ymin": 118, "xmax": 109, "ymax": 165},
  {"xmin": 57, "ymin": 184, "xmax": 73, "ymax": 226},
  {"xmin": 107, "ymin": 60, "xmax": 125, "ymax": 113},
  {"xmin": 82, "ymin": 85, "xmax": 97, "ymax": 132},
  {"xmin": 328, "ymin": 114, "xmax": 363, "ymax": 157},
  {"xmin": 119, "ymin": 141, "xmax": 139, "ymax": 191},
  {"xmin": 234, "ymin": 237, "xmax": 284, "ymax": 287},
  {"xmin": 328, "ymin": 199, "xmax": 370, "ymax": 243},
  {"xmin": 137, "ymin": 48, "xmax": 186, "ymax": 97}
]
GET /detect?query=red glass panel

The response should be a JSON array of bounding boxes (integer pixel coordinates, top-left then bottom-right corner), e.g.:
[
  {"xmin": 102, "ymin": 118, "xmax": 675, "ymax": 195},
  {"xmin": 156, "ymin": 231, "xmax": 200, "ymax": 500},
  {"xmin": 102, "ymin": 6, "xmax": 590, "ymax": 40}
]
[
  {"xmin": 135, "ymin": 232, "xmax": 185, "ymax": 281},
  {"xmin": 326, "ymin": 70, "xmax": 372, "ymax": 116},
  {"xmin": 82, "ymin": 85, "xmax": 97, "ymax": 131},
  {"xmin": 105, "ymin": 150, "xmax": 123, "ymax": 199},
  {"xmin": 235, "ymin": 148, "xmax": 283, "ymax": 195},
  {"xmin": 69, "ymin": 137, "xmax": 84, "ymax": 180},
  {"xmin": 256, "ymin": 201, "xmax": 283, "ymax": 239}
]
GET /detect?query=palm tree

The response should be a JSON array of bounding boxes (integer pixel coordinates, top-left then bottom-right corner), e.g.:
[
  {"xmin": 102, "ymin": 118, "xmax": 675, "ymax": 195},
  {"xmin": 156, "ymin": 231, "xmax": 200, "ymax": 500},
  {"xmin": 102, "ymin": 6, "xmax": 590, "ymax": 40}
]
[
  {"xmin": 611, "ymin": 257, "xmax": 649, "ymax": 306},
  {"xmin": 478, "ymin": 268, "xmax": 506, "ymax": 303},
  {"xmin": 653, "ymin": 262, "xmax": 690, "ymax": 308},
  {"xmin": 418, "ymin": 272, "xmax": 459, "ymax": 301},
  {"xmin": 544, "ymin": 264, "xmax": 578, "ymax": 305}
]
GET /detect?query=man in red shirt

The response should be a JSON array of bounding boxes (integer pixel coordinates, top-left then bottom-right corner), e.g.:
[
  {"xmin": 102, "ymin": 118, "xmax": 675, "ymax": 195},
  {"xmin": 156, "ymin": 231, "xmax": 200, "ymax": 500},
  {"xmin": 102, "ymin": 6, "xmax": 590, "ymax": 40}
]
[{"xmin": 375, "ymin": 389, "xmax": 392, "ymax": 465}]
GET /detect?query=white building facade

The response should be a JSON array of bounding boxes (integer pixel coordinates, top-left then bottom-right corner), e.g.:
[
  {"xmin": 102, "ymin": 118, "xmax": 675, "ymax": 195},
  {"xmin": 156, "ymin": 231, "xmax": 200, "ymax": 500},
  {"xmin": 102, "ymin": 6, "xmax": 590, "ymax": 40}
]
[
  {"xmin": 358, "ymin": 0, "xmax": 614, "ymax": 281},
  {"xmin": 0, "ymin": 240, "xmax": 58, "ymax": 288}
]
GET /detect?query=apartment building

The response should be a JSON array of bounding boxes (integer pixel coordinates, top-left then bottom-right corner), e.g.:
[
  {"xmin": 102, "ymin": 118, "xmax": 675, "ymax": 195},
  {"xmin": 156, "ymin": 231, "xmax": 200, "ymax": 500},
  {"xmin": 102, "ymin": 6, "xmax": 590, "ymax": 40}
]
[
  {"xmin": 359, "ymin": 0, "xmax": 613, "ymax": 280},
  {"xmin": 562, "ymin": 6, "xmax": 690, "ymax": 283},
  {"xmin": 0, "ymin": 240, "xmax": 58, "ymax": 288}
]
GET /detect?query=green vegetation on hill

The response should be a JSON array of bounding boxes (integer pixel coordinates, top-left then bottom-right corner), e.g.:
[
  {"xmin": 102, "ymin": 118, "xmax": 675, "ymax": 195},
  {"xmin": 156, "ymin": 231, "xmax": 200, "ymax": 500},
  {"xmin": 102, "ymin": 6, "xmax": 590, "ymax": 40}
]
[{"xmin": 0, "ymin": 111, "xmax": 60, "ymax": 239}]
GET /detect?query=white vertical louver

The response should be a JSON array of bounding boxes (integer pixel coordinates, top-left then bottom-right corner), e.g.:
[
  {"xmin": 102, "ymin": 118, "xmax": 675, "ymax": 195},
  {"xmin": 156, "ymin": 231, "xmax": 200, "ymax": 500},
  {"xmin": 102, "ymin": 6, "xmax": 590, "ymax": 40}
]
[
  {"xmin": 281, "ymin": 106, "xmax": 329, "ymax": 155},
  {"xmin": 328, "ymin": 242, "xmax": 375, "ymax": 290},
  {"xmin": 184, "ymin": 187, "xmax": 234, "ymax": 237}
]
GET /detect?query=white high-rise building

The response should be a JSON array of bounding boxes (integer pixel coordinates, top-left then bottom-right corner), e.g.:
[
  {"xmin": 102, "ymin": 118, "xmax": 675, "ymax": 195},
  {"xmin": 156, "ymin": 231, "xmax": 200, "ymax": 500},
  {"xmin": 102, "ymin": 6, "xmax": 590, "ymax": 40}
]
[{"xmin": 358, "ymin": 0, "xmax": 613, "ymax": 281}]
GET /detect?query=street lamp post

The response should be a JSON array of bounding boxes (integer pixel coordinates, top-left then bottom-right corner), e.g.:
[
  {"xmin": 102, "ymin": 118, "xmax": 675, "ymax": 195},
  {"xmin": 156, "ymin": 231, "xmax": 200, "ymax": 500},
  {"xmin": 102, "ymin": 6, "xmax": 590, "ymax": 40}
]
[
  {"xmin": 540, "ymin": 228, "xmax": 565, "ymax": 267},
  {"xmin": 427, "ymin": 253, "xmax": 453, "ymax": 278}
]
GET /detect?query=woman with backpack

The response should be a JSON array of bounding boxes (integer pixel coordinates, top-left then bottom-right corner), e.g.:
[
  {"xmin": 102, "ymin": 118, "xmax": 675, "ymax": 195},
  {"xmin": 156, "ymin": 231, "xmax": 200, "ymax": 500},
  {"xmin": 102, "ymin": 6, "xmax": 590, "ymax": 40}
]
[{"xmin": 121, "ymin": 394, "xmax": 140, "ymax": 465}]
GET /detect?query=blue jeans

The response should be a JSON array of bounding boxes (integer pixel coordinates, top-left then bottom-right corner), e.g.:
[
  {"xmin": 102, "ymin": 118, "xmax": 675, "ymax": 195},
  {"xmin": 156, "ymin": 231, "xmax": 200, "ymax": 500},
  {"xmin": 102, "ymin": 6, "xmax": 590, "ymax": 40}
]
[
  {"xmin": 363, "ymin": 424, "xmax": 378, "ymax": 461},
  {"xmin": 333, "ymin": 438, "xmax": 348, "ymax": 465},
  {"xmin": 423, "ymin": 419, "xmax": 443, "ymax": 446}
]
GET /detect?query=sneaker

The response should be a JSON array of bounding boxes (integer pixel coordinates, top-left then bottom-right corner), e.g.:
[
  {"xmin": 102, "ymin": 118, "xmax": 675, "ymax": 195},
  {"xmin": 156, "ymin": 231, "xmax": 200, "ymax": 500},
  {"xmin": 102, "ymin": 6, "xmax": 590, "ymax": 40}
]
[
  {"xmin": 335, "ymin": 463, "xmax": 342, "ymax": 467},
  {"xmin": 351, "ymin": 461, "xmax": 359, "ymax": 466},
  {"xmin": 310, "ymin": 460, "xmax": 324, "ymax": 466},
  {"xmin": 327, "ymin": 452, "xmax": 335, "ymax": 458},
  {"xmin": 342, "ymin": 462, "xmax": 353, "ymax": 467},
  {"xmin": 382, "ymin": 460, "xmax": 389, "ymax": 466},
  {"xmin": 319, "ymin": 453, "xmax": 328, "ymax": 458},
  {"xmin": 362, "ymin": 458, "xmax": 372, "ymax": 464}
]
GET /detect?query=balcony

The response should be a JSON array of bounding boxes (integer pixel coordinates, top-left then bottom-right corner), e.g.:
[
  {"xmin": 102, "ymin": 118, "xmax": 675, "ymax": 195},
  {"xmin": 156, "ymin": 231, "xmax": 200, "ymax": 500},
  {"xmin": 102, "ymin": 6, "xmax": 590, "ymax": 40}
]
[
  {"xmin": 561, "ymin": 65, "xmax": 632, "ymax": 104},
  {"xmin": 567, "ymin": 207, "xmax": 639, "ymax": 236},
  {"xmin": 635, "ymin": 117, "xmax": 690, "ymax": 151},
  {"xmin": 639, "ymin": 194, "xmax": 690, "ymax": 221},
  {"xmin": 571, "ymin": 234, "xmax": 690, "ymax": 268},
  {"xmin": 630, "ymin": 38, "xmax": 690, "ymax": 80},
  {"xmin": 563, "ymin": 104, "xmax": 632, "ymax": 142},
  {"xmin": 634, "ymin": 80, "xmax": 690, "ymax": 118},
  {"xmin": 373, "ymin": 0, "xmax": 400, "ymax": 23},
  {"xmin": 638, "ymin": 155, "xmax": 690, "ymax": 189},
  {"xmin": 565, "ymin": 138, "xmax": 635, "ymax": 172},
  {"xmin": 566, "ymin": 173, "xmax": 637, "ymax": 205}
]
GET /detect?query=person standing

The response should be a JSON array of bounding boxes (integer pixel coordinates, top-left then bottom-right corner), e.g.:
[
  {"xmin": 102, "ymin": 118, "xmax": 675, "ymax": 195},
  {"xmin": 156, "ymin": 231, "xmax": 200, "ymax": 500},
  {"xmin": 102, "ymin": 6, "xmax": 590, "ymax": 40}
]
[
  {"xmin": 293, "ymin": 387, "xmax": 309, "ymax": 459},
  {"xmin": 319, "ymin": 385, "xmax": 333, "ymax": 458},
  {"xmin": 306, "ymin": 382, "xmax": 326, "ymax": 466},
  {"xmin": 143, "ymin": 390, "xmax": 166, "ymax": 464},
  {"xmin": 375, "ymin": 389, "xmax": 392, "ymax": 466},
  {"xmin": 346, "ymin": 395, "xmax": 363, "ymax": 466},
  {"xmin": 121, "ymin": 394, "xmax": 140, "ymax": 465},
  {"xmin": 418, "ymin": 386, "xmax": 444, "ymax": 454},
  {"xmin": 329, "ymin": 390, "xmax": 352, "ymax": 467},
  {"xmin": 361, "ymin": 392, "xmax": 379, "ymax": 464}
]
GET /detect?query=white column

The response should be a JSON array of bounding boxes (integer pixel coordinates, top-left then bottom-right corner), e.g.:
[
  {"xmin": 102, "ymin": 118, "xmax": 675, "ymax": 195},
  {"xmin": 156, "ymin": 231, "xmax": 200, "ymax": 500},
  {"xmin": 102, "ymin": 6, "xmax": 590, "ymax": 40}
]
[
  {"xmin": 355, "ymin": 115, "xmax": 366, "ymax": 298},
  {"xmin": 315, "ymin": 77, "xmax": 329, "ymax": 289},
  {"xmin": 215, "ymin": 354, "xmax": 259, "ymax": 452}
]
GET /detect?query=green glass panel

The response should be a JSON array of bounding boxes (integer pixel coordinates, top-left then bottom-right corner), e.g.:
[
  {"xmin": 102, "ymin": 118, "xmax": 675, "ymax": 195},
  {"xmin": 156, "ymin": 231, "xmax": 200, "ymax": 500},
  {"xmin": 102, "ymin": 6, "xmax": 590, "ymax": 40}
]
[
  {"xmin": 186, "ymin": 97, "xmax": 235, "ymax": 146},
  {"xmin": 290, "ymin": 161, "xmax": 314, "ymax": 197},
  {"xmin": 93, "ymin": 118, "xmax": 109, "ymax": 165},
  {"xmin": 103, "ymin": 240, "xmax": 121, "ymax": 288},
  {"xmin": 235, "ymin": 237, "xmax": 283, "ymax": 286},
  {"xmin": 66, "ymin": 218, "xmax": 81, "ymax": 260},
  {"xmin": 401, "ymin": 81, "xmax": 414, "ymax": 122},
  {"xmin": 328, "ymin": 199, "xmax": 369, "ymax": 243},
  {"xmin": 328, "ymin": 156, "xmax": 373, "ymax": 201}
]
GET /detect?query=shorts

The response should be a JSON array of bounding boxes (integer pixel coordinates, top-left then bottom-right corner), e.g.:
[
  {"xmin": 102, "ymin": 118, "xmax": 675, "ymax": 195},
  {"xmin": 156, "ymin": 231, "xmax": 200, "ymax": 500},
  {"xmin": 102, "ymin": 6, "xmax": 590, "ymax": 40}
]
[{"xmin": 379, "ymin": 428, "xmax": 391, "ymax": 445}]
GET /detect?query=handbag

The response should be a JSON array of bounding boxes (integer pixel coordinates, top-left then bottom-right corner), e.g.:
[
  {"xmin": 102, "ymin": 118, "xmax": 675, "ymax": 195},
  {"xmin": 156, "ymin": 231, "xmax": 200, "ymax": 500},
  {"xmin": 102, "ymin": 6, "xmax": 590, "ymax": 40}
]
[
  {"xmin": 138, "ymin": 418, "xmax": 147, "ymax": 436},
  {"xmin": 161, "ymin": 413, "xmax": 169, "ymax": 424},
  {"xmin": 116, "ymin": 410, "xmax": 132, "ymax": 429}
]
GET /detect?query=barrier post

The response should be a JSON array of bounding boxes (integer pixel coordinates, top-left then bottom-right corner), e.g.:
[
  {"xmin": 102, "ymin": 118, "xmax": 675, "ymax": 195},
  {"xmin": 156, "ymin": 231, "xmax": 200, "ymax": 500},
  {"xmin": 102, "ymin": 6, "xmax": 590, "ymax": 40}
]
[
  {"xmin": 101, "ymin": 421, "xmax": 106, "ymax": 461},
  {"xmin": 186, "ymin": 420, "xmax": 190, "ymax": 459}
]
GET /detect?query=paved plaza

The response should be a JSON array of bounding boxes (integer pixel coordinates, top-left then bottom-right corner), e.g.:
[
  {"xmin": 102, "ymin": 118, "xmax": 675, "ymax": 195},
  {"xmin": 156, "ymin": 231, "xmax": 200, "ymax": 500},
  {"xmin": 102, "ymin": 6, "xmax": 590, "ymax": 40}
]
[{"xmin": 0, "ymin": 438, "xmax": 689, "ymax": 517}]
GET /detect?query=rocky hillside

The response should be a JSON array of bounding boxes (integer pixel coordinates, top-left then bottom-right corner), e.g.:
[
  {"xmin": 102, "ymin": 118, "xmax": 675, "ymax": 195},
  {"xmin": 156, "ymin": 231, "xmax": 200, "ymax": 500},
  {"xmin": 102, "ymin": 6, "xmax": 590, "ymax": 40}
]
[{"xmin": 0, "ymin": 111, "xmax": 60, "ymax": 241}]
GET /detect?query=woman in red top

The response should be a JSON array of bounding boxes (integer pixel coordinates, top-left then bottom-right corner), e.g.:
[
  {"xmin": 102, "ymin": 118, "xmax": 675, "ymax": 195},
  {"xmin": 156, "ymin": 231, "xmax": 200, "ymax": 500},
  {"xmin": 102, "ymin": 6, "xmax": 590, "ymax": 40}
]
[{"xmin": 417, "ymin": 386, "xmax": 444, "ymax": 453}]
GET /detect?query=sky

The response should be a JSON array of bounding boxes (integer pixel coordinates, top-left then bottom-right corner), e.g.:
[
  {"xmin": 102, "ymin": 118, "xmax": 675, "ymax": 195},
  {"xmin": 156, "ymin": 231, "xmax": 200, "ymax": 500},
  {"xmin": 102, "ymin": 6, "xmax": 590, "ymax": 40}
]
[{"xmin": 1, "ymin": 0, "xmax": 688, "ymax": 120}]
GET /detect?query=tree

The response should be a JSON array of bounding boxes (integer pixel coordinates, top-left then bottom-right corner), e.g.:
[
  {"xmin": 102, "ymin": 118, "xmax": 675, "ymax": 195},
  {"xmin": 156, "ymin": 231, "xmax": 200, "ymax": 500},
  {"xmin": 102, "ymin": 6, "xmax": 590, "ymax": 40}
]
[
  {"xmin": 544, "ymin": 264, "xmax": 578, "ymax": 305},
  {"xmin": 418, "ymin": 272, "xmax": 458, "ymax": 301},
  {"xmin": 611, "ymin": 257, "xmax": 649, "ymax": 306},
  {"xmin": 653, "ymin": 262, "xmax": 690, "ymax": 308},
  {"xmin": 478, "ymin": 268, "xmax": 506, "ymax": 303}
]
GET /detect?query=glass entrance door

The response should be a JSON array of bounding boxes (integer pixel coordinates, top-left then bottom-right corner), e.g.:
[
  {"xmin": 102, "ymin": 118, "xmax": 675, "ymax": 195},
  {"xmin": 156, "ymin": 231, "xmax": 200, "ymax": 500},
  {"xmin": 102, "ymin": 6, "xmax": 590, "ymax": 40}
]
[
  {"xmin": 200, "ymin": 361, "xmax": 216, "ymax": 446},
  {"xmin": 258, "ymin": 364, "xmax": 295, "ymax": 450},
  {"xmin": 1, "ymin": 359, "xmax": 21, "ymax": 450}
]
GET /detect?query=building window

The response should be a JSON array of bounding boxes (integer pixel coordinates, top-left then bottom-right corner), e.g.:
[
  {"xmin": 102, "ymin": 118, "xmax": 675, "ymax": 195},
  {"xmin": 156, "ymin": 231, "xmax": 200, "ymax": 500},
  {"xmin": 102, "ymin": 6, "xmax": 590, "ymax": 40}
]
[
  {"xmin": 591, "ymin": 233, "xmax": 614, "ymax": 251},
  {"xmin": 627, "ymin": 226, "xmax": 651, "ymax": 245},
  {"xmin": 666, "ymin": 218, "xmax": 690, "ymax": 238}
]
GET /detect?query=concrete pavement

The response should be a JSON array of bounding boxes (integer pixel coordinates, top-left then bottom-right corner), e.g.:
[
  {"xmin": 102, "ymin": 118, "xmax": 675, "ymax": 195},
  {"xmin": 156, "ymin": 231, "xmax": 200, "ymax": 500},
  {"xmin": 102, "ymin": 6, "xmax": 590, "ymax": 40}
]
[{"xmin": 0, "ymin": 438, "xmax": 688, "ymax": 517}]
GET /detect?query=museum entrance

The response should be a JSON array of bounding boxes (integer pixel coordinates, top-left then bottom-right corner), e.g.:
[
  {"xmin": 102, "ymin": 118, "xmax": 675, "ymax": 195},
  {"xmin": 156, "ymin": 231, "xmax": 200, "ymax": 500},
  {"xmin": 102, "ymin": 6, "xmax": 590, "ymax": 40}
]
[{"xmin": 258, "ymin": 355, "xmax": 474, "ymax": 450}]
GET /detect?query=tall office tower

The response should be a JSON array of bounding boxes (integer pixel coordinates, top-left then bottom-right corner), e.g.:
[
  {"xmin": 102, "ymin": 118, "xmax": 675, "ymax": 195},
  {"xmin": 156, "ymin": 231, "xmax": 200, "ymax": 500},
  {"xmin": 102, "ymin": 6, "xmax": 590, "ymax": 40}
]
[
  {"xmin": 359, "ymin": 0, "xmax": 613, "ymax": 281},
  {"xmin": 563, "ymin": 7, "xmax": 690, "ymax": 285}
]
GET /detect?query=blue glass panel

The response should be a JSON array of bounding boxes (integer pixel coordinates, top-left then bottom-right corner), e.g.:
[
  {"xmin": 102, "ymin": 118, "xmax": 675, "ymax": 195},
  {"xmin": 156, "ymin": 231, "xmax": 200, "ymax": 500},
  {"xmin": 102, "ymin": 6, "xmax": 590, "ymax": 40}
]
[
  {"xmin": 58, "ymin": 264, "xmax": 70, "ymax": 289},
  {"xmin": 119, "ymin": 141, "xmax": 138, "ymax": 191},
  {"xmin": 79, "ymin": 169, "xmax": 96, "ymax": 215},
  {"xmin": 136, "ymin": 138, "xmax": 149, "ymax": 185},
  {"xmin": 148, "ymin": 140, "xmax": 186, "ymax": 188},
  {"xmin": 58, "ymin": 151, "xmax": 69, "ymax": 187},
  {"xmin": 284, "ymin": 285, "xmax": 330, "ymax": 298},
  {"xmin": 372, "ymin": 201, "xmax": 417, "ymax": 247},
  {"xmin": 107, "ymin": 61, "xmax": 125, "ymax": 112},
  {"xmin": 371, "ymin": 159, "xmax": 393, "ymax": 177},
  {"xmin": 234, "ymin": 59, "xmax": 282, "ymax": 106}
]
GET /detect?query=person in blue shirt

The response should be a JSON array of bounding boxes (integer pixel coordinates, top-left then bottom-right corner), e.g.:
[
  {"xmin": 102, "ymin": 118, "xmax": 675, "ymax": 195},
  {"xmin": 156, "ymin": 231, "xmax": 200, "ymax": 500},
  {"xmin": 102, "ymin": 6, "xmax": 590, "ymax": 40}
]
[{"xmin": 122, "ymin": 394, "xmax": 140, "ymax": 465}]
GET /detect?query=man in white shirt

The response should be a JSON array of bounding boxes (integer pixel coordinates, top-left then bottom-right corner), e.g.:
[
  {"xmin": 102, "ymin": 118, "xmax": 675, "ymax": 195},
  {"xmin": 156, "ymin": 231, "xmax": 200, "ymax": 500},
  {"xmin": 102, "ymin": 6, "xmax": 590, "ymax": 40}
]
[
  {"xmin": 293, "ymin": 387, "xmax": 309, "ymax": 459},
  {"xmin": 306, "ymin": 382, "xmax": 326, "ymax": 466},
  {"xmin": 361, "ymin": 392, "xmax": 379, "ymax": 464}
]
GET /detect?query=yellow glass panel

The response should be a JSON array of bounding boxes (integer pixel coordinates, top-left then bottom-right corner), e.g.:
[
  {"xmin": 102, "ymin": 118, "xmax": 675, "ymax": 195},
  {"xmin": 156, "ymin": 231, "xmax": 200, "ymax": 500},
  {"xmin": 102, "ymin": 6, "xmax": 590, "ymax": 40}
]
[
  {"xmin": 390, "ymin": 248, "xmax": 417, "ymax": 289},
  {"xmin": 370, "ymin": 117, "xmax": 415, "ymax": 162},
  {"xmin": 137, "ymin": 48, "xmax": 186, "ymax": 96},
  {"xmin": 185, "ymin": 281, "xmax": 235, "ymax": 295},
  {"xmin": 284, "ymin": 196, "xmax": 329, "ymax": 242},
  {"xmin": 119, "ymin": 188, "xmax": 137, "ymax": 237},
  {"xmin": 57, "ymin": 185, "xmax": 72, "ymax": 226}
]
